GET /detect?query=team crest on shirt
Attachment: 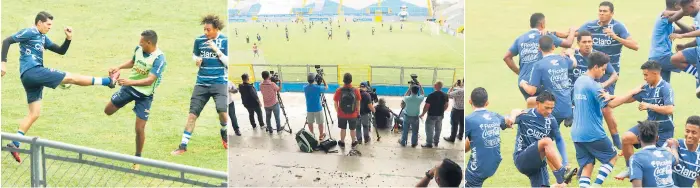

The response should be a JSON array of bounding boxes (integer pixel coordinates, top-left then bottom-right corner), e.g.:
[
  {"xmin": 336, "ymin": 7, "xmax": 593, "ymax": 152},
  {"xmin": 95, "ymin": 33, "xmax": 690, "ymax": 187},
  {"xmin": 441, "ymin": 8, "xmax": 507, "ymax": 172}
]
[
  {"xmin": 528, "ymin": 33, "xmax": 536, "ymax": 39},
  {"xmin": 550, "ymin": 60, "xmax": 559, "ymax": 66},
  {"xmin": 482, "ymin": 113, "xmax": 492, "ymax": 120}
]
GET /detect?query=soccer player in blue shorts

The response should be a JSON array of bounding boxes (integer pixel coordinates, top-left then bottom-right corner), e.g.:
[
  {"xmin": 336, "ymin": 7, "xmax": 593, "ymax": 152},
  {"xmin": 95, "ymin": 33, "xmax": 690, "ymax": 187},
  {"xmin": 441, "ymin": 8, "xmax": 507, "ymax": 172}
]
[
  {"xmin": 520, "ymin": 36, "xmax": 576, "ymax": 167},
  {"xmin": 649, "ymin": 0, "xmax": 695, "ymax": 83},
  {"xmin": 503, "ymin": 13, "xmax": 574, "ymax": 100},
  {"xmin": 465, "ymin": 87, "xmax": 521, "ymax": 187},
  {"xmin": 665, "ymin": 115, "xmax": 700, "ymax": 187},
  {"xmin": 1, "ymin": 11, "xmax": 118, "ymax": 163},
  {"xmin": 669, "ymin": 0, "xmax": 700, "ymax": 98},
  {"xmin": 616, "ymin": 60, "xmax": 676, "ymax": 180},
  {"xmin": 510, "ymin": 91, "xmax": 576, "ymax": 187},
  {"xmin": 572, "ymin": 51, "xmax": 642, "ymax": 187},
  {"xmin": 104, "ymin": 30, "xmax": 166, "ymax": 170},
  {"xmin": 172, "ymin": 15, "xmax": 229, "ymax": 155},
  {"xmin": 577, "ymin": 1, "xmax": 639, "ymax": 96},
  {"xmin": 629, "ymin": 120, "xmax": 677, "ymax": 187}
]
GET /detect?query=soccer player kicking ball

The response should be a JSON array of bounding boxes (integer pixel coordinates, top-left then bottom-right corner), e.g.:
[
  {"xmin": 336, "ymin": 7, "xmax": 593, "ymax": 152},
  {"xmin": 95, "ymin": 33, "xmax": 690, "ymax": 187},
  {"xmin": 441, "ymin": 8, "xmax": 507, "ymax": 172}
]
[
  {"xmin": 519, "ymin": 36, "xmax": 577, "ymax": 167},
  {"xmin": 465, "ymin": 87, "xmax": 521, "ymax": 187},
  {"xmin": 571, "ymin": 51, "xmax": 642, "ymax": 187},
  {"xmin": 669, "ymin": 0, "xmax": 700, "ymax": 98},
  {"xmin": 105, "ymin": 30, "xmax": 166, "ymax": 170},
  {"xmin": 629, "ymin": 120, "xmax": 677, "ymax": 187},
  {"xmin": 616, "ymin": 60, "xmax": 675, "ymax": 180},
  {"xmin": 172, "ymin": 15, "xmax": 229, "ymax": 155},
  {"xmin": 1, "ymin": 11, "xmax": 118, "ymax": 163},
  {"xmin": 664, "ymin": 116, "xmax": 700, "ymax": 187},
  {"xmin": 510, "ymin": 91, "xmax": 576, "ymax": 188}
]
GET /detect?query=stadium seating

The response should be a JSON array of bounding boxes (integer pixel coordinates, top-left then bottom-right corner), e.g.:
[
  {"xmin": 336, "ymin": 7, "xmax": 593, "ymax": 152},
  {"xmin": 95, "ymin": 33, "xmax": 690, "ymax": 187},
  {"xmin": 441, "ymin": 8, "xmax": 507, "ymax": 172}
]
[{"xmin": 229, "ymin": 0, "xmax": 430, "ymax": 17}]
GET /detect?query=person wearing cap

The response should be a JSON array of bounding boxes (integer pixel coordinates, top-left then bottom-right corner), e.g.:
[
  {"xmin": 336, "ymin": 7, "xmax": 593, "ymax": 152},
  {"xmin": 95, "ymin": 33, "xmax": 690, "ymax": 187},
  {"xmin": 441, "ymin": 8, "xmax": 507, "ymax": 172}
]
[
  {"xmin": 303, "ymin": 72, "xmax": 328, "ymax": 140},
  {"xmin": 333, "ymin": 73, "xmax": 362, "ymax": 148},
  {"xmin": 228, "ymin": 81, "xmax": 241, "ymax": 136},
  {"xmin": 400, "ymin": 83, "xmax": 425, "ymax": 147},
  {"xmin": 357, "ymin": 82, "xmax": 376, "ymax": 144},
  {"xmin": 238, "ymin": 73, "xmax": 265, "ymax": 129}
]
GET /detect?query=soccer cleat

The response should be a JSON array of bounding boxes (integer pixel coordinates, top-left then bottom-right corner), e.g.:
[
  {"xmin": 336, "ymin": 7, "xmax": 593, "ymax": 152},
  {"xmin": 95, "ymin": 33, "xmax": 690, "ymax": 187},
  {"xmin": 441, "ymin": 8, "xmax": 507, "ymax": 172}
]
[
  {"xmin": 171, "ymin": 145, "xmax": 187, "ymax": 156},
  {"xmin": 132, "ymin": 164, "xmax": 140, "ymax": 171},
  {"xmin": 220, "ymin": 130, "xmax": 228, "ymax": 149},
  {"xmin": 7, "ymin": 144, "xmax": 21, "ymax": 163},
  {"xmin": 108, "ymin": 71, "xmax": 120, "ymax": 89},
  {"xmin": 614, "ymin": 167, "xmax": 630, "ymax": 180},
  {"xmin": 564, "ymin": 167, "xmax": 578, "ymax": 184}
]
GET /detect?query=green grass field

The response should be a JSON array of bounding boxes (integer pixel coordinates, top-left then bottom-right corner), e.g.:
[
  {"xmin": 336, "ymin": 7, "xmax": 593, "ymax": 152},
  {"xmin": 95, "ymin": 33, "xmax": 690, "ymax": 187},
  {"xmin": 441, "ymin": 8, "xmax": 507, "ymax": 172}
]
[
  {"xmin": 466, "ymin": 0, "xmax": 700, "ymax": 187},
  {"xmin": 1, "ymin": 0, "xmax": 227, "ymax": 185},
  {"xmin": 228, "ymin": 21, "xmax": 464, "ymax": 84}
]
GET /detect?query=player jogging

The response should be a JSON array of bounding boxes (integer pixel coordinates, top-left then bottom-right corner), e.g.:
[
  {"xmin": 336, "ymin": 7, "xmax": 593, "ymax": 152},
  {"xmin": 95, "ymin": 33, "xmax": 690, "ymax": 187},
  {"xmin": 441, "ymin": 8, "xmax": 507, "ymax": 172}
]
[
  {"xmin": 328, "ymin": 29, "xmax": 332, "ymax": 40},
  {"xmin": 504, "ymin": 13, "xmax": 574, "ymax": 100},
  {"xmin": 510, "ymin": 92, "xmax": 576, "ymax": 187},
  {"xmin": 346, "ymin": 29, "xmax": 350, "ymax": 40},
  {"xmin": 629, "ymin": 120, "xmax": 677, "ymax": 187},
  {"xmin": 253, "ymin": 43, "xmax": 259, "ymax": 57},
  {"xmin": 669, "ymin": 0, "xmax": 700, "ymax": 98},
  {"xmin": 172, "ymin": 15, "xmax": 229, "ymax": 155},
  {"xmin": 665, "ymin": 116, "xmax": 700, "ymax": 187},
  {"xmin": 519, "ymin": 36, "xmax": 577, "ymax": 167},
  {"xmin": 257, "ymin": 33, "xmax": 261, "ymax": 44},
  {"xmin": 615, "ymin": 60, "xmax": 676, "ymax": 180},
  {"xmin": 285, "ymin": 30, "xmax": 289, "ymax": 42},
  {"xmin": 372, "ymin": 26, "xmax": 375, "ymax": 35},
  {"xmin": 465, "ymin": 87, "xmax": 520, "ymax": 187},
  {"xmin": 571, "ymin": 51, "xmax": 643, "ymax": 187},
  {"xmin": 104, "ymin": 30, "xmax": 166, "ymax": 170},
  {"xmin": 1, "ymin": 11, "xmax": 118, "ymax": 163}
]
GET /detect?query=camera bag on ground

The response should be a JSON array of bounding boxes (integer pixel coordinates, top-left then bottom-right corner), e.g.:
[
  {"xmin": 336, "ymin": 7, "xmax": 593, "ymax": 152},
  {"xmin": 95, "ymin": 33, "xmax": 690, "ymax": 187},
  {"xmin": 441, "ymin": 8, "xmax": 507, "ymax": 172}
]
[
  {"xmin": 296, "ymin": 123, "xmax": 318, "ymax": 153},
  {"xmin": 318, "ymin": 121, "xmax": 338, "ymax": 153}
]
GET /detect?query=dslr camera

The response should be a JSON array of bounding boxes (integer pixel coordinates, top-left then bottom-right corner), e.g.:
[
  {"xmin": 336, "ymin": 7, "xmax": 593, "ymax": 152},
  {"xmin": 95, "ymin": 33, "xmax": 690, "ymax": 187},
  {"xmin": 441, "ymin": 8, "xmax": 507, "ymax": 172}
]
[
  {"xmin": 269, "ymin": 71, "xmax": 280, "ymax": 83},
  {"xmin": 314, "ymin": 65, "xmax": 325, "ymax": 85},
  {"xmin": 364, "ymin": 81, "xmax": 379, "ymax": 103},
  {"xmin": 407, "ymin": 74, "xmax": 420, "ymax": 86}
]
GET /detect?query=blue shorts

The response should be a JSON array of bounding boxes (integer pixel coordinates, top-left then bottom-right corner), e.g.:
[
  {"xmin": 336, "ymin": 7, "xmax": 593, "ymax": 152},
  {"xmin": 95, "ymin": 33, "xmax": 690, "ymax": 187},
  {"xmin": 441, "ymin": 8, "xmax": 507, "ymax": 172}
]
[
  {"xmin": 574, "ymin": 138, "xmax": 617, "ymax": 168},
  {"xmin": 682, "ymin": 47, "xmax": 700, "ymax": 67},
  {"xmin": 111, "ymin": 86, "xmax": 153, "ymax": 120},
  {"xmin": 514, "ymin": 140, "xmax": 550, "ymax": 187},
  {"xmin": 650, "ymin": 55, "xmax": 679, "ymax": 83},
  {"xmin": 628, "ymin": 121, "xmax": 674, "ymax": 149},
  {"xmin": 20, "ymin": 66, "xmax": 67, "ymax": 104},
  {"xmin": 465, "ymin": 171, "xmax": 487, "ymax": 187},
  {"xmin": 518, "ymin": 86, "xmax": 540, "ymax": 100}
]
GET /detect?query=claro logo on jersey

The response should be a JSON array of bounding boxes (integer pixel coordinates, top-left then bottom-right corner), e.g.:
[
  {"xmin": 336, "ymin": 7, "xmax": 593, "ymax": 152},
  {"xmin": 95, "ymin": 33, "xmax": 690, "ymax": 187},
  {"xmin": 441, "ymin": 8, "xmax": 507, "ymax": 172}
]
[
  {"xmin": 674, "ymin": 163, "xmax": 700, "ymax": 180},
  {"xmin": 200, "ymin": 51, "xmax": 218, "ymax": 58},
  {"xmin": 593, "ymin": 37, "xmax": 615, "ymax": 46}
]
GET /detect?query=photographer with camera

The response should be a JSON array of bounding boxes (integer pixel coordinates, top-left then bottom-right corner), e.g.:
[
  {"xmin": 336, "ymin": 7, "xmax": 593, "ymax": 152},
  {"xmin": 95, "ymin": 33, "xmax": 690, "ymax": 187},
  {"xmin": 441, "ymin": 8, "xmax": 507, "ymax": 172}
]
[
  {"xmin": 444, "ymin": 79, "xmax": 464, "ymax": 142},
  {"xmin": 260, "ymin": 71, "xmax": 282, "ymax": 134},
  {"xmin": 357, "ymin": 82, "xmax": 376, "ymax": 144},
  {"xmin": 333, "ymin": 73, "xmax": 362, "ymax": 148},
  {"xmin": 400, "ymin": 75, "xmax": 425, "ymax": 147},
  {"xmin": 238, "ymin": 73, "xmax": 265, "ymax": 129},
  {"xmin": 419, "ymin": 81, "xmax": 449, "ymax": 148},
  {"xmin": 304, "ymin": 72, "xmax": 328, "ymax": 140},
  {"xmin": 374, "ymin": 98, "xmax": 392, "ymax": 129}
]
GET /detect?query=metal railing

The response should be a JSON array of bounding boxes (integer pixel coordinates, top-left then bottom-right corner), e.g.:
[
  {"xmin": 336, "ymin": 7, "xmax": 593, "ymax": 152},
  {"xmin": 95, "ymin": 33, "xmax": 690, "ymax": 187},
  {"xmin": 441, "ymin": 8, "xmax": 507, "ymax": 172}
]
[{"xmin": 1, "ymin": 133, "xmax": 227, "ymax": 187}]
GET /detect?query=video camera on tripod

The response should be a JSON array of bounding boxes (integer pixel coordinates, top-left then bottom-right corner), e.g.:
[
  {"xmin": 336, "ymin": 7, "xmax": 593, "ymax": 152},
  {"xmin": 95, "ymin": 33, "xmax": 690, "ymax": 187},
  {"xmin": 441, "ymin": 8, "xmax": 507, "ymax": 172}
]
[
  {"xmin": 407, "ymin": 74, "xmax": 420, "ymax": 86},
  {"xmin": 363, "ymin": 81, "xmax": 379, "ymax": 103},
  {"xmin": 269, "ymin": 71, "xmax": 281, "ymax": 84},
  {"xmin": 314, "ymin": 65, "xmax": 325, "ymax": 85}
]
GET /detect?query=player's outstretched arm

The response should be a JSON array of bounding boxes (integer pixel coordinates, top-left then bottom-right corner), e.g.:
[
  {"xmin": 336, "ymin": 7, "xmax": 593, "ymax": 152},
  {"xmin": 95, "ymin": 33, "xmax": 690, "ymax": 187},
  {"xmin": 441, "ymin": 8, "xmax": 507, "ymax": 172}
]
[
  {"xmin": 668, "ymin": 9, "xmax": 685, "ymax": 24},
  {"xmin": 1, "ymin": 36, "xmax": 18, "ymax": 77},
  {"xmin": 640, "ymin": 103, "xmax": 674, "ymax": 115},
  {"xmin": 674, "ymin": 21, "xmax": 694, "ymax": 34},
  {"xmin": 615, "ymin": 35, "xmax": 639, "ymax": 51},
  {"xmin": 45, "ymin": 39, "xmax": 71, "ymax": 55},
  {"xmin": 519, "ymin": 80, "xmax": 537, "ymax": 96},
  {"xmin": 503, "ymin": 109, "xmax": 522, "ymax": 128},
  {"xmin": 670, "ymin": 29, "xmax": 700, "ymax": 41},
  {"xmin": 558, "ymin": 27, "xmax": 577, "ymax": 48},
  {"xmin": 465, "ymin": 137, "xmax": 471, "ymax": 152},
  {"xmin": 503, "ymin": 51, "xmax": 519, "ymax": 75},
  {"xmin": 122, "ymin": 73, "xmax": 157, "ymax": 86},
  {"xmin": 601, "ymin": 71, "xmax": 618, "ymax": 88}
]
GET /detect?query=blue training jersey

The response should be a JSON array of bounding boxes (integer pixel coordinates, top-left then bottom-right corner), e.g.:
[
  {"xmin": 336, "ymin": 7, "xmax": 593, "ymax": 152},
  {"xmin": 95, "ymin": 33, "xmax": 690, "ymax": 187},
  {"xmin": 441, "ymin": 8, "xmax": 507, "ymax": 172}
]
[
  {"xmin": 571, "ymin": 75, "xmax": 609, "ymax": 142},
  {"xmin": 569, "ymin": 49, "xmax": 617, "ymax": 84},
  {"xmin": 513, "ymin": 108, "xmax": 559, "ymax": 156},
  {"xmin": 578, "ymin": 19, "xmax": 630, "ymax": 72},
  {"xmin": 694, "ymin": 12, "xmax": 700, "ymax": 50},
  {"xmin": 303, "ymin": 84, "xmax": 325, "ymax": 113},
  {"xmin": 632, "ymin": 80, "xmax": 674, "ymax": 122},
  {"xmin": 508, "ymin": 29, "xmax": 563, "ymax": 83},
  {"xmin": 193, "ymin": 34, "xmax": 228, "ymax": 85},
  {"xmin": 528, "ymin": 54, "xmax": 574, "ymax": 119},
  {"xmin": 630, "ymin": 146, "xmax": 676, "ymax": 187},
  {"xmin": 11, "ymin": 27, "xmax": 56, "ymax": 75},
  {"xmin": 650, "ymin": 13, "xmax": 675, "ymax": 59},
  {"xmin": 466, "ymin": 109, "xmax": 507, "ymax": 179},
  {"xmin": 667, "ymin": 138, "xmax": 700, "ymax": 187}
]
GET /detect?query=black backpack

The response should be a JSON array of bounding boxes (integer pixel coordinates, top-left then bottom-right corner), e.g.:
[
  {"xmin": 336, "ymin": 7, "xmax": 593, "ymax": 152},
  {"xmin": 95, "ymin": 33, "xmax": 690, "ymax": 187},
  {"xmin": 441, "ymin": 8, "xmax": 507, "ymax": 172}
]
[{"xmin": 339, "ymin": 87, "xmax": 356, "ymax": 114}]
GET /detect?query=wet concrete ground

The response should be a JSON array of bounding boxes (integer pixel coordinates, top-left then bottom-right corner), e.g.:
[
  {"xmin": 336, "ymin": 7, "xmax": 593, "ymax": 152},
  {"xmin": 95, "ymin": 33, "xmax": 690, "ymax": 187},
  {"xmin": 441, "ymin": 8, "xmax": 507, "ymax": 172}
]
[{"xmin": 227, "ymin": 92, "xmax": 464, "ymax": 187}]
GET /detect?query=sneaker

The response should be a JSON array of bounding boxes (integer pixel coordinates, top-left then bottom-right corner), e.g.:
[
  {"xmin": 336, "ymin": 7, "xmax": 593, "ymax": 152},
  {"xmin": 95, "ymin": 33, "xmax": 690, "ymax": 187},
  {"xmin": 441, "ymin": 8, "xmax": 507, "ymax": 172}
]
[
  {"xmin": 614, "ymin": 168, "xmax": 630, "ymax": 180},
  {"xmin": 364, "ymin": 139, "xmax": 370, "ymax": 144},
  {"xmin": 220, "ymin": 129, "xmax": 228, "ymax": 149},
  {"xmin": 564, "ymin": 167, "xmax": 578, "ymax": 184},
  {"xmin": 132, "ymin": 164, "xmax": 140, "ymax": 171},
  {"xmin": 171, "ymin": 145, "xmax": 187, "ymax": 156},
  {"xmin": 457, "ymin": 136, "xmax": 463, "ymax": 141},
  {"xmin": 351, "ymin": 141, "xmax": 358, "ymax": 148},
  {"xmin": 338, "ymin": 141, "xmax": 346, "ymax": 148},
  {"xmin": 234, "ymin": 129, "xmax": 241, "ymax": 136},
  {"xmin": 421, "ymin": 144, "xmax": 433, "ymax": 148},
  {"xmin": 108, "ymin": 71, "xmax": 120, "ymax": 89},
  {"xmin": 6, "ymin": 144, "xmax": 21, "ymax": 163},
  {"xmin": 443, "ymin": 137, "xmax": 455, "ymax": 142},
  {"xmin": 411, "ymin": 144, "xmax": 417, "ymax": 148}
]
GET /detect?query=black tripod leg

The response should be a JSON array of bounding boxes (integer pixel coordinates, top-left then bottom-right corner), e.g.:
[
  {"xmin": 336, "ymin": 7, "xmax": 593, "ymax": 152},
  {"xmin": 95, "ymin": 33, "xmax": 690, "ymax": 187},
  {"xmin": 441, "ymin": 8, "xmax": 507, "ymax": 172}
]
[{"xmin": 373, "ymin": 113, "xmax": 381, "ymax": 141}]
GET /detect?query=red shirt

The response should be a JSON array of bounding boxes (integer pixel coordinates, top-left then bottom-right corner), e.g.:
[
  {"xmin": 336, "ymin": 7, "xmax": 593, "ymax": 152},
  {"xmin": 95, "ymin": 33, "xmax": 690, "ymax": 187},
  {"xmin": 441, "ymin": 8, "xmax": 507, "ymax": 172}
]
[{"xmin": 333, "ymin": 84, "xmax": 361, "ymax": 119}]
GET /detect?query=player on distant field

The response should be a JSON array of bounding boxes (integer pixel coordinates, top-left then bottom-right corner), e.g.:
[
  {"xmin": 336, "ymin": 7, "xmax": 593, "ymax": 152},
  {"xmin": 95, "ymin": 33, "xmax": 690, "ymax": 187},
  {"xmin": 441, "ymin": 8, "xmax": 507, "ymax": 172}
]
[
  {"xmin": 235, "ymin": 28, "xmax": 238, "ymax": 37},
  {"xmin": 104, "ymin": 30, "xmax": 166, "ymax": 170},
  {"xmin": 328, "ymin": 29, "xmax": 333, "ymax": 40},
  {"xmin": 510, "ymin": 92, "xmax": 576, "ymax": 187},
  {"xmin": 346, "ymin": 29, "xmax": 350, "ymax": 40},
  {"xmin": 663, "ymin": 116, "xmax": 700, "ymax": 187},
  {"xmin": 503, "ymin": 13, "xmax": 574, "ymax": 100},
  {"xmin": 246, "ymin": 34, "xmax": 250, "ymax": 44},
  {"xmin": 253, "ymin": 43, "xmax": 259, "ymax": 58},
  {"xmin": 285, "ymin": 29, "xmax": 289, "ymax": 41},
  {"xmin": 372, "ymin": 26, "xmax": 375, "ymax": 35},
  {"xmin": 1, "ymin": 11, "xmax": 118, "ymax": 163},
  {"xmin": 257, "ymin": 33, "xmax": 261, "ymax": 44},
  {"xmin": 629, "ymin": 120, "xmax": 677, "ymax": 187},
  {"xmin": 390, "ymin": 24, "xmax": 393, "ymax": 32},
  {"xmin": 519, "ymin": 36, "xmax": 576, "ymax": 167},
  {"xmin": 571, "ymin": 51, "xmax": 643, "ymax": 187},
  {"xmin": 464, "ymin": 87, "xmax": 520, "ymax": 187},
  {"xmin": 172, "ymin": 15, "xmax": 229, "ymax": 155},
  {"xmin": 669, "ymin": 0, "xmax": 700, "ymax": 98},
  {"xmin": 615, "ymin": 60, "xmax": 675, "ymax": 180}
]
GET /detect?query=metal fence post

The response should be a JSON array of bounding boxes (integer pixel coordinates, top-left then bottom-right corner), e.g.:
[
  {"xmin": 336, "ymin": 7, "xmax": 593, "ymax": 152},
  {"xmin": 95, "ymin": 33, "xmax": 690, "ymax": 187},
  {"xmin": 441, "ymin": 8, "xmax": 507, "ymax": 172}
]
[
  {"xmin": 306, "ymin": 64, "xmax": 311, "ymax": 75},
  {"xmin": 277, "ymin": 64, "xmax": 283, "ymax": 84},
  {"xmin": 399, "ymin": 67, "xmax": 405, "ymax": 85},
  {"xmin": 432, "ymin": 67, "xmax": 438, "ymax": 84},
  {"xmin": 30, "ymin": 137, "xmax": 44, "ymax": 187}
]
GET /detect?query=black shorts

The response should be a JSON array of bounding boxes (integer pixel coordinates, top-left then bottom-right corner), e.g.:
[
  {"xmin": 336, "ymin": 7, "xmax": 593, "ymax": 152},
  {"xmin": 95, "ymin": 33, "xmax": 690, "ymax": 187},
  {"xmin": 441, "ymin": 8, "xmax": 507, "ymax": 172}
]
[
  {"xmin": 189, "ymin": 84, "xmax": 228, "ymax": 116},
  {"xmin": 338, "ymin": 117, "xmax": 358, "ymax": 130}
]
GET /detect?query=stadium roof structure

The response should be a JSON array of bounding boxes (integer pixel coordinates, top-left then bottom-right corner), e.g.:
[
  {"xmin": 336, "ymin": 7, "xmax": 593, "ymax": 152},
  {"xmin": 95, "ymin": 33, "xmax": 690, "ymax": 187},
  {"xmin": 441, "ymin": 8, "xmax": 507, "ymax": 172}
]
[{"xmin": 433, "ymin": 0, "xmax": 463, "ymax": 29}]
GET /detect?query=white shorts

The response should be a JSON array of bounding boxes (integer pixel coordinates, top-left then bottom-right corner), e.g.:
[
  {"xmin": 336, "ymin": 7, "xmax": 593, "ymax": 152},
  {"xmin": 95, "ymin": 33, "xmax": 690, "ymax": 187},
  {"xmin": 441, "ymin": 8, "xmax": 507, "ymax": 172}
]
[{"xmin": 307, "ymin": 111, "xmax": 325, "ymax": 124}]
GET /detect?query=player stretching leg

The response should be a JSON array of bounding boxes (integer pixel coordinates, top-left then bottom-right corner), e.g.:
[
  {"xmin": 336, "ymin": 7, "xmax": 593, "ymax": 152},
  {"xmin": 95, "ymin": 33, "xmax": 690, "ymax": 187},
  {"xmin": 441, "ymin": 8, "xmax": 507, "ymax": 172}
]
[
  {"xmin": 615, "ymin": 61, "xmax": 675, "ymax": 180},
  {"xmin": 105, "ymin": 30, "xmax": 166, "ymax": 170},
  {"xmin": 1, "ymin": 11, "xmax": 118, "ymax": 163},
  {"xmin": 669, "ymin": 0, "xmax": 700, "ymax": 98},
  {"xmin": 172, "ymin": 15, "xmax": 229, "ymax": 155}
]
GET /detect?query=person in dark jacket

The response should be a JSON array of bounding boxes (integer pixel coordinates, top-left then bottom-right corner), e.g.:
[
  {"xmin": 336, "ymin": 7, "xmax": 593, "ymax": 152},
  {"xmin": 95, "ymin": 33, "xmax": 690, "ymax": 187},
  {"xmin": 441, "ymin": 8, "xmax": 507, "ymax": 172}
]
[{"xmin": 238, "ymin": 73, "xmax": 265, "ymax": 129}]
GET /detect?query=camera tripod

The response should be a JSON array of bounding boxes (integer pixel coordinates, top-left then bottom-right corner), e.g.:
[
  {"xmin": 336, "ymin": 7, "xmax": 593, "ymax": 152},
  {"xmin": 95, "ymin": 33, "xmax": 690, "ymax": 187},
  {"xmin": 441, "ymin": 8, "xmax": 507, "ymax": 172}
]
[
  {"xmin": 320, "ymin": 92, "xmax": 335, "ymax": 126},
  {"xmin": 276, "ymin": 90, "xmax": 292, "ymax": 134}
]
